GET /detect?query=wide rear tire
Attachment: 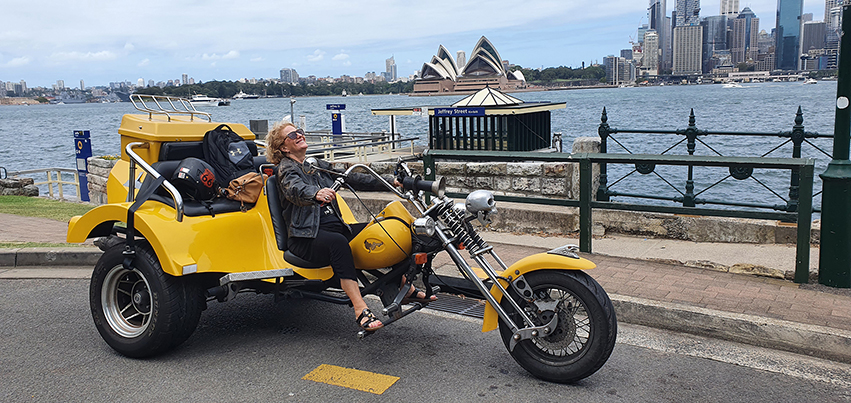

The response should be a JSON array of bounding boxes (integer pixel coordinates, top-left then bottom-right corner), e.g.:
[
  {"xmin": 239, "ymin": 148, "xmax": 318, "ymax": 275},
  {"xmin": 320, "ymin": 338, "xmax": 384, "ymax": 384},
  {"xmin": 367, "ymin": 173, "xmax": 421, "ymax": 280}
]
[
  {"xmin": 90, "ymin": 243, "xmax": 204, "ymax": 358},
  {"xmin": 497, "ymin": 270, "xmax": 617, "ymax": 383}
]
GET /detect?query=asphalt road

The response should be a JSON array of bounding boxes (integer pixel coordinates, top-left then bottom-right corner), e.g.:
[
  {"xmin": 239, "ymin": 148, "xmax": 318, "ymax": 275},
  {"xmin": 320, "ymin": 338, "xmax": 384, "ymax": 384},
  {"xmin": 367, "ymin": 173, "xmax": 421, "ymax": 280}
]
[{"xmin": 1, "ymin": 279, "xmax": 849, "ymax": 402}]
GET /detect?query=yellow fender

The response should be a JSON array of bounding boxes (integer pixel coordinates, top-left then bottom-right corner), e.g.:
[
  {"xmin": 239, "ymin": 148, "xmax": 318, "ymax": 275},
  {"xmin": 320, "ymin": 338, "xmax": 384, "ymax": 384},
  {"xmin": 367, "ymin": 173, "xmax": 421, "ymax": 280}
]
[{"xmin": 480, "ymin": 253, "xmax": 596, "ymax": 332}]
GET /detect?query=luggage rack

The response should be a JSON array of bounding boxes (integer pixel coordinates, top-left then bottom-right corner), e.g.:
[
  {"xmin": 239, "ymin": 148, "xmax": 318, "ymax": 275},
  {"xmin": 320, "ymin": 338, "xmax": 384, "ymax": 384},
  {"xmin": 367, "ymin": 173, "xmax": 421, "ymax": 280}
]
[{"xmin": 130, "ymin": 94, "xmax": 212, "ymax": 122}]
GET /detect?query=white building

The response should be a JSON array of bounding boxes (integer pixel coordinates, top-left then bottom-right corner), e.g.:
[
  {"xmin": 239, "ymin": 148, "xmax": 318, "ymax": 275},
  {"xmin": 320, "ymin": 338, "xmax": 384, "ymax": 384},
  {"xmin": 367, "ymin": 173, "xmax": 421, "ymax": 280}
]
[
  {"xmin": 720, "ymin": 0, "xmax": 739, "ymax": 17},
  {"xmin": 642, "ymin": 30, "xmax": 660, "ymax": 76}
]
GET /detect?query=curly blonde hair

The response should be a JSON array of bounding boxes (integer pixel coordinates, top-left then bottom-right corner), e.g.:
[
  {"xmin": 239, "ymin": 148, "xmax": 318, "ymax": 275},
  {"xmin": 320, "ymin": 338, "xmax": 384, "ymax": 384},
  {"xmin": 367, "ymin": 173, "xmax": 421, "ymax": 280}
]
[{"xmin": 265, "ymin": 121, "xmax": 297, "ymax": 165}]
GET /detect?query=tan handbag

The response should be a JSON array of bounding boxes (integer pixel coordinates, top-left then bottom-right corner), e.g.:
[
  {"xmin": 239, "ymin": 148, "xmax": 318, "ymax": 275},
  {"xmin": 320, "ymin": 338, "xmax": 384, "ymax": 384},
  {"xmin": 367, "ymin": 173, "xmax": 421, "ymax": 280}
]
[{"xmin": 222, "ymin": 172, "xmax": 266, "ymax": 211}]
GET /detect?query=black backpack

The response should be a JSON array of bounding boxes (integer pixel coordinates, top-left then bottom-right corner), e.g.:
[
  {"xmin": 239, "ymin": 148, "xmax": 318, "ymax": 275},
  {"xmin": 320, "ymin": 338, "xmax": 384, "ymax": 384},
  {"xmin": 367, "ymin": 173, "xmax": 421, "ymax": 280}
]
[{"xmin": 201, "ymin": 124, "xmax": 254, "ymax": 187}]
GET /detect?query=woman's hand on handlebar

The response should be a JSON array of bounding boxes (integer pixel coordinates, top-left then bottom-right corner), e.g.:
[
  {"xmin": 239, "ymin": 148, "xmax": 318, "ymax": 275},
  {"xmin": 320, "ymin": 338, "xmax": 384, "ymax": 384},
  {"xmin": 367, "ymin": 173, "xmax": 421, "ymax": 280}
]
[{"xmin": 315, "ymin": 188, "xmax": 336, "ymax": 204}]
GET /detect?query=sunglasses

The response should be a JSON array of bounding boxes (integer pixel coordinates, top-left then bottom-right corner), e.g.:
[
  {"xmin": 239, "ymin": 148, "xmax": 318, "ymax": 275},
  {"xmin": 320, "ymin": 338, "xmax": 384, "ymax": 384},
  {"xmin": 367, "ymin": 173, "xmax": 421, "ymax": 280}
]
[{"xmin": 286, "ymin": 128, "xmax": 305, "ymax": 140}]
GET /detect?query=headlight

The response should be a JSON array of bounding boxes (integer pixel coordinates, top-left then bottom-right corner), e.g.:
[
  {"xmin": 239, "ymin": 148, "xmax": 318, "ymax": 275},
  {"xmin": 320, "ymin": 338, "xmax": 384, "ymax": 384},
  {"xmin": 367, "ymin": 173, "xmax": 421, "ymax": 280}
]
[{"xmin": 413, "ymin": 217, "xmax": 435, "ymax": 237}]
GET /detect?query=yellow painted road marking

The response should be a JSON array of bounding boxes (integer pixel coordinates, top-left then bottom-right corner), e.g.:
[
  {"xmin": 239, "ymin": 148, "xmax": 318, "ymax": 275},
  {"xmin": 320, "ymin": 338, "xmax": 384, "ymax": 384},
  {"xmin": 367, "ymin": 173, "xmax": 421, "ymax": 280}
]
[{"xmin": 303, "ymin": 364, "xmax": 399, "ymax": 395}]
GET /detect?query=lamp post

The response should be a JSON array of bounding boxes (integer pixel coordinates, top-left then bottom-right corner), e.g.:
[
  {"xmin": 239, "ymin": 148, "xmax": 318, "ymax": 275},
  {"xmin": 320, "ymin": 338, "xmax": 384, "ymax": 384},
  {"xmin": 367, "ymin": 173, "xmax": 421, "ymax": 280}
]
[
  {"xmin": 819, "ymin": 4, "xmax": 851, "ymax": 288},
  {"xmin": 290, "ymin": 98, "xmax": 296, "ymax": 125}
]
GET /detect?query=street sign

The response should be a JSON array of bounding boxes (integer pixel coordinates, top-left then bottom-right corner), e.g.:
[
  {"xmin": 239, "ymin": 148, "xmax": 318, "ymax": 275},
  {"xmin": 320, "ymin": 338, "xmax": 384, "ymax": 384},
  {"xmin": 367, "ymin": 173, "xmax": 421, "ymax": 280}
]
[
  {"xmin": 326, "ymin": 104, "xmax": 346, "ymax": 110},
  {"xmin": 434, "ymin": 107, "xmax": 485, "ymax": 117}
]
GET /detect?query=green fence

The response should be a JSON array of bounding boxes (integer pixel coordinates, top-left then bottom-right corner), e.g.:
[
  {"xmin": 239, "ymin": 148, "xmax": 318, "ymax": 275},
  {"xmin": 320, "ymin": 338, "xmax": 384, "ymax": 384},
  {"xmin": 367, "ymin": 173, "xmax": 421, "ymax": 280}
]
[{"xmin": 422, "ymin": 150, "xmax": 815, "ymax": 283}]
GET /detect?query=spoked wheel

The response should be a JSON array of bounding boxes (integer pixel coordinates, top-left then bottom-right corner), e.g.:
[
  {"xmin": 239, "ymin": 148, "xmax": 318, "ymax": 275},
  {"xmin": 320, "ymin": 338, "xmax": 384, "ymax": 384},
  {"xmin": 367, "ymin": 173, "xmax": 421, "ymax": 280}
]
[
  {"xmin": 498, "ymin": 270, "xmax": 617, "ymax": 383},
  {"xmin": 90, "ymin": 243, "xmax": 204, "ymax": 358}
]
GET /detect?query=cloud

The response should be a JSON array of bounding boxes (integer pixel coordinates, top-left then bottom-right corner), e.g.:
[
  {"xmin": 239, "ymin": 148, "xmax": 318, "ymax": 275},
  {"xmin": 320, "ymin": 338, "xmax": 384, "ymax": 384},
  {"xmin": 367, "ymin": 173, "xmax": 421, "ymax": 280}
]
[
  {"xmin": 4, "ymin": 56, "xmax": 31, "ymax": 67},
  {"xmin": 124, "ymin": 42, "xmax": 135, "ymax": 51},
  {"xmin": 138, "ymin": 58, "xmax": 150, "ymax": 67},
  {"xmin": 250, "ymin": 57, "xmax": 264, "ymax": 62},
  {"xmin": 202, "ymin": 50, "xmax": 240, "ymax": 60},
  {"xmin": 307, "ymin": 49, "xmax": 325, "ymax": 62},
  {"xmin": 50, "ymin": 51, "xmax": 117, "ymax": 62},
  {"xmin": 342, "ymin": 61, "xmax": 351, "ymax": 66},
  {"xmin": 332, "ymin": 52, "xmax": 349, "ymax": 61}
]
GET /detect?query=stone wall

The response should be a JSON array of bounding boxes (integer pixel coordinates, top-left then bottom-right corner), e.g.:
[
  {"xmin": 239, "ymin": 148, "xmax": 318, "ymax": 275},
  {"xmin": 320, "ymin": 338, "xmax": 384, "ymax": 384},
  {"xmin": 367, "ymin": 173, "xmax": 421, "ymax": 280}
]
[
  {"xmin": 338, "ymin": 137, "xmax": 602, "ymax": 201},
  {"xmin": 87, "ymin": 157, "xmax": 118, "ymax": 205},
  {"xmin": 0, "ymin": 177, "xmax": 39, "ymax": 196}
]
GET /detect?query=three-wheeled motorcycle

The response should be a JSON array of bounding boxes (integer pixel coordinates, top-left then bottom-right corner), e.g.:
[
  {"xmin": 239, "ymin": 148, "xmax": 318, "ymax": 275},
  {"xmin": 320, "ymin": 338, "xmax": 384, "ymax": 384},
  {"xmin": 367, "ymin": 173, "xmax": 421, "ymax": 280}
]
[{"xmin": 67, "ymin": 95, "xmax": 617, "ymax": 383}]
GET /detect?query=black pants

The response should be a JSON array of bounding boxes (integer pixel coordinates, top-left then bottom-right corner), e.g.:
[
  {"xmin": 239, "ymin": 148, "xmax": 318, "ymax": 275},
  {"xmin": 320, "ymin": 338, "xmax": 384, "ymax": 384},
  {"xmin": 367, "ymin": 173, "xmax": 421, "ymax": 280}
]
[{"xmin": 288, "ymin": 223, "xmax": 367, "ymax": 281}]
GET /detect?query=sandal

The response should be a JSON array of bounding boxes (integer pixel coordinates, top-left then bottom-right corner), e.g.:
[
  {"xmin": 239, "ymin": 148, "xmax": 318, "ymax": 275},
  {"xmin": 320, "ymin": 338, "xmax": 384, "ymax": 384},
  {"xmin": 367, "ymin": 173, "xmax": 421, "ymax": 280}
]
[
  {"xmin": 356, "ymin": 308, "xmax": 384, "ymax": 332},
  {"xmin": 401, "ymin": 286, "xmax": 438, "ymax": 304}
]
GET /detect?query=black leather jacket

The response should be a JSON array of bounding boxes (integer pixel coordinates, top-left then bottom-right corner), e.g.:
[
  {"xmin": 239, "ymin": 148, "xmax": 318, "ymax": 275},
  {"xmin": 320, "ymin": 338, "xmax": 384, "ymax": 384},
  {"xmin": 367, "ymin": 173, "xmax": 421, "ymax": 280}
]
[{"xmin": 276, "ymin": 157, "xmax": 388, "ymax": 239}]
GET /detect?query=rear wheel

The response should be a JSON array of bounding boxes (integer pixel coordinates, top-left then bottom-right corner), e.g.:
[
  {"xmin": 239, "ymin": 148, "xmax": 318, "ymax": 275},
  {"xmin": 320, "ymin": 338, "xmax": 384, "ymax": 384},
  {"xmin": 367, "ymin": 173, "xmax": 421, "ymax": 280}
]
[
  {"xmin": 90, "ymin": 242, "xmax": 203, "ymax": 358},
  {"xmin": 497, "ymin": 270, "xmax": 617, "ymax": 383}
]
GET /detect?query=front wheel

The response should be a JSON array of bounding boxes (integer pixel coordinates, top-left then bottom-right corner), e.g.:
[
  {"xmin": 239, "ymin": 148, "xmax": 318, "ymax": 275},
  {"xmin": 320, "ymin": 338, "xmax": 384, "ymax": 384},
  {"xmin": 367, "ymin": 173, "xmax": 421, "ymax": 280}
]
[
  {"xmin": 90, "ymin": 242, "xmax": 204, "ymax": 358},
  {"xmin": 497, "ymin": 270, "xmax": 617, "ymax": 383}
]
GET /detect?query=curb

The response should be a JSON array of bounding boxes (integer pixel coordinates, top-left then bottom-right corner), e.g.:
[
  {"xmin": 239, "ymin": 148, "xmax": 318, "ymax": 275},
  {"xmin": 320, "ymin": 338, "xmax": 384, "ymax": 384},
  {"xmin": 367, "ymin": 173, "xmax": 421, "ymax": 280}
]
[
  {"xmin": 612, "ymin": 294, "xmax": 851, "ymax": 364},
  {"xmin": 0, "ymin": 247, "xmax": 101, "ymax": 267}
]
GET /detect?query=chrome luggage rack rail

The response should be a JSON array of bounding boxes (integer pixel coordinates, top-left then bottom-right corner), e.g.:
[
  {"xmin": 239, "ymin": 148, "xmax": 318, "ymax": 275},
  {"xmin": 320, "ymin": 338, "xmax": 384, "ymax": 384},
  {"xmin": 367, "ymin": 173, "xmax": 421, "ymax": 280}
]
[{"xmin": 130, "ymin": 94, "xmax": 212, "ymax": 122}]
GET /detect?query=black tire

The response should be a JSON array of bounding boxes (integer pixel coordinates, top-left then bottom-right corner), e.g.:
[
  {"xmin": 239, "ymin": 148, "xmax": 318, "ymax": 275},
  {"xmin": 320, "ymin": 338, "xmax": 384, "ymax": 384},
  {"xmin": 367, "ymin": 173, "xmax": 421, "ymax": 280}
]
[
  {"xmin": 497, "ymin": 270, "xmax": 617, "ymax": 383},
  {"xmin": 90, "ymin": 242, "xmax": 203, "ymax": 358}
]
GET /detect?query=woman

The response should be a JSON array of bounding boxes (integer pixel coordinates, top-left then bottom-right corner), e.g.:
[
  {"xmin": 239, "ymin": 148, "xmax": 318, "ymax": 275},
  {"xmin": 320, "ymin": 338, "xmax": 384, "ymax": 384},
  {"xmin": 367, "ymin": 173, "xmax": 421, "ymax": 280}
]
[{"xmin": 266, "ymin": 122, "xmax": 435, "ymax": 331}]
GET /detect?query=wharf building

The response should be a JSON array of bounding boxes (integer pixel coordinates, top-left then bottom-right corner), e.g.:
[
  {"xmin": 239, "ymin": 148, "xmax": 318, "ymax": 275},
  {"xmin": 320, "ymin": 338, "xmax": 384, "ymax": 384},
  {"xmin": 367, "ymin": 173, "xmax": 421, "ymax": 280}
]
[{"xmin": 413, "ymin": 36, "xmax": 526, "ymax": 94}]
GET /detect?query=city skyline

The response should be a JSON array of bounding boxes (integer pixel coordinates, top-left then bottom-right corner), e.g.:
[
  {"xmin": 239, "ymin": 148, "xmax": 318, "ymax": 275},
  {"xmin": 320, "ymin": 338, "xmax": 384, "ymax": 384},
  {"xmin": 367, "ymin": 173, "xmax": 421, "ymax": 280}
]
[{"xmin": 0, "ymin": 0, "xmax": 826, "ymax": 88}]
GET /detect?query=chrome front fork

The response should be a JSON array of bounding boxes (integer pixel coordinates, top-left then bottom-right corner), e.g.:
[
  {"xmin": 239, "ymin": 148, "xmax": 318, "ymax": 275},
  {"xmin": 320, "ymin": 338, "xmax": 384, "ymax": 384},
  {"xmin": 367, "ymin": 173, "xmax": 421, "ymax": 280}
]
[{"xmin": 434, "ymin": 228, "xmax": 557, "ymax": 351}]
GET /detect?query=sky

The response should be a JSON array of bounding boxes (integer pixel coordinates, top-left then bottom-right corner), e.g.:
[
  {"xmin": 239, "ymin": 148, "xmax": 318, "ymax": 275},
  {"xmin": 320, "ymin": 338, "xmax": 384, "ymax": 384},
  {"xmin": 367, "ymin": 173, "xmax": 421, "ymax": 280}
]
[{"xmin": 0, "ymin": 0, "xmax": 826, "ymax": 88}]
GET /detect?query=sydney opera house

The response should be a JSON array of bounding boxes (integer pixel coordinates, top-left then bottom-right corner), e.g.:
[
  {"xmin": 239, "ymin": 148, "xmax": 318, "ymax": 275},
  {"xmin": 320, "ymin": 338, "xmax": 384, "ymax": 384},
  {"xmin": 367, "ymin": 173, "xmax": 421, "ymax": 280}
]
[{"xmin": 413, "ymin": 36, "xmax": 526, "ymax": 95}]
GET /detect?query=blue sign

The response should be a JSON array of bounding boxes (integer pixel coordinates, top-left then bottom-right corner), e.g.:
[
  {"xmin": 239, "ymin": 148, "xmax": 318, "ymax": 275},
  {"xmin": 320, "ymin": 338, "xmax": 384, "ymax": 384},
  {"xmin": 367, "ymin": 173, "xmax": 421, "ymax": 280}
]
[
  {"xmin": 331, "ymin": 113, "xmax": 345, "ymax": 135},
  {"xmin": 73, "ymin": 130, "xmax": 92, "ymax": 202},
  {"xmin": 434, "ymin": 107, "xmax": 486, "ymax": 117},
  {"xmin": 326, "ymin": 104, "xmax": 346, "ymax": 110}
]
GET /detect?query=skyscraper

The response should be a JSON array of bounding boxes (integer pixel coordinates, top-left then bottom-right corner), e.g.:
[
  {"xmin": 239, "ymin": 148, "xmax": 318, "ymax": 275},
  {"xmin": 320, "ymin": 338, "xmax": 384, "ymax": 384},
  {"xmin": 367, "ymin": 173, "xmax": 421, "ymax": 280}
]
[
  {"xmin": 701, "ymin": 15, "xmax": 728, "ymax": 73},
  {"xmin": 643, "ymin": 30, "xmax": 660, "ymax": 75},
  {"xmin": 675, "ymin": 0, "xmax": 700, "ymax": 26},
  {"xmin": 720, "ymin": 0, "xmax": 739, "ymax": 17},
  {"xmin": 386, "ymin": 56, "xmax": 396, "ymax": 81},
  {"xmin": 672, "ymin": 25, "xmax": 703, "ymax": 74},
  {"xmin": 827, "ymin": 4, "xmax": 842, "ymax": 69},
  {"xmin": 182, "ymin": 74, "xmax": 188, "ymax": 86},
  {"xmin": 775, "ymin": 0, "xmax": 803, "ymax": 71},
  {"xmin": 649, "ymin": 0, "xmax": 669, "ymax": 70},
  {"xmin": 731, "ymin": 7, "xmax": 759, "ymax": 64},
  {"xmin": 280, "ymin": 68, "xmax": 299, "ymax": 84}
]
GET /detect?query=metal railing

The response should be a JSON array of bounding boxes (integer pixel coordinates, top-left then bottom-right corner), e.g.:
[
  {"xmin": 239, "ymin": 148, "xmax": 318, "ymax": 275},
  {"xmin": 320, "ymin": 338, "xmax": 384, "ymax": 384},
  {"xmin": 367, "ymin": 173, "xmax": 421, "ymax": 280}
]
[
  {"xmin": 7, "ymin": 168, "xmax": 81, "ymax": 200},
  {"xmin": 422, "ymin": 150, "xmax": 815, "ymax": 284},
  {"xmin": 254, "ymin": 133, "xmax": 418, "ymax": 162},
  {"xmin": 130, "ymin": 94, "xmax": 212, "ymax": 122},
  {"xmin": 596, "ymin": 107, "xmax": 832, "ymax": 213}
]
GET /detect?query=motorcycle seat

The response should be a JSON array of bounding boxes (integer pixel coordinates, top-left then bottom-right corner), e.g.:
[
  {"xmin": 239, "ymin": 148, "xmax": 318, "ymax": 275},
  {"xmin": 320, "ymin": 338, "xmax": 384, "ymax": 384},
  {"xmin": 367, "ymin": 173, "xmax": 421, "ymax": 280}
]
[{"xmin": 266, "ymin": 174, "xmax": 330, "ymax": 269}]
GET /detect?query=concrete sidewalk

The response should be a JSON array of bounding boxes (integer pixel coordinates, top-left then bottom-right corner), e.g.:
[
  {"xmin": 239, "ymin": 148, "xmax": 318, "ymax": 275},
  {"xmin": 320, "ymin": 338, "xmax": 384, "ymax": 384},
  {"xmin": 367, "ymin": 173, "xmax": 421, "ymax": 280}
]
[{"xmin": 1, "ymin": 212, "xmax": 849, "ymax": 364}]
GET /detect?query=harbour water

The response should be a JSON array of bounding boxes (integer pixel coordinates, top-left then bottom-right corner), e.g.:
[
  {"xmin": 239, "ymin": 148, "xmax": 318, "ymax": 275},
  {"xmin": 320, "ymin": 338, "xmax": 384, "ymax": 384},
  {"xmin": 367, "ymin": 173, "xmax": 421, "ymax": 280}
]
[{"xmin": 0, "ymin": 81, "xmax": 837, "ymax": 210}]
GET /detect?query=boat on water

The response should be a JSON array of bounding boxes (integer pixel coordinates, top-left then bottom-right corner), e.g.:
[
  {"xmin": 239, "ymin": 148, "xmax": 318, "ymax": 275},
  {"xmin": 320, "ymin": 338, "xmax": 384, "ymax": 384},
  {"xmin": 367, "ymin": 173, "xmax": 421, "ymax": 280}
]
[
  {"xmin": 189, "ymin": 94, "xmax": 223, "ymax": 107},
  {"xmin": 722, "ymin": 82, "xmax": 743, "ymax": 88},
  {"xmin": 233, "ymin": 91, "xmax": 260, "ymax": 100},
  {"xmin": 342, "ymin": 89, "xmax": 348, "ymax": 97},
  {"xmin": 803, "ymin": 78, "xmax": 818, "ymax": 85},
  {"xmin": 50, "ymin": 92, "xmax": 87, "ymax": 104}
]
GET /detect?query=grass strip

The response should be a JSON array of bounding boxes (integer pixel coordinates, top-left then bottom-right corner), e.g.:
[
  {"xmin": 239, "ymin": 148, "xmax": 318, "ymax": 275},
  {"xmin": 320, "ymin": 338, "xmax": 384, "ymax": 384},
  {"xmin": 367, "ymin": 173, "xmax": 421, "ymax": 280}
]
[{"xmin": 0, "ymin": 196, "xmax": 93, "ymax": 222}]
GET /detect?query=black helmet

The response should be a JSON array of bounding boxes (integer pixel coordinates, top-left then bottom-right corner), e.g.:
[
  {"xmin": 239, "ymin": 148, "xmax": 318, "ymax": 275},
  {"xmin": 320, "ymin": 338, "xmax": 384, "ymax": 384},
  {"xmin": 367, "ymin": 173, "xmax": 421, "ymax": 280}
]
[{"xmin": 172, "ymin": 157, "xmax": 218, "ymax": 201}]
